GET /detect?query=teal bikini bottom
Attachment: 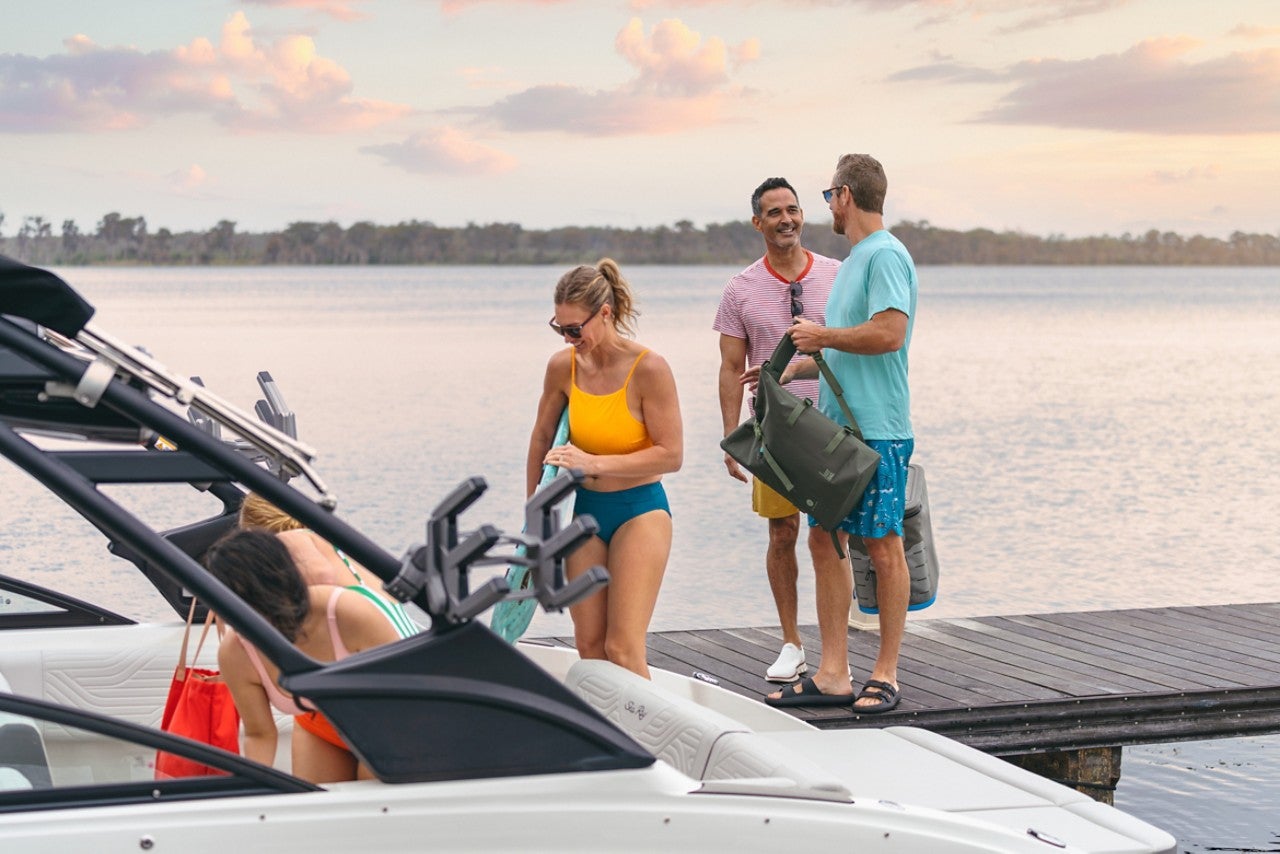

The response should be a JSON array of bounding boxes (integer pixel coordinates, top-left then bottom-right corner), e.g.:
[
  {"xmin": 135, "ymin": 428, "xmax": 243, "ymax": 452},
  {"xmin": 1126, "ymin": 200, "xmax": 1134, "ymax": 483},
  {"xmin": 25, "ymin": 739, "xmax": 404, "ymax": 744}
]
[{"xmin": 573, "ymin": 482, "xmax": 670, "ymax": 544}]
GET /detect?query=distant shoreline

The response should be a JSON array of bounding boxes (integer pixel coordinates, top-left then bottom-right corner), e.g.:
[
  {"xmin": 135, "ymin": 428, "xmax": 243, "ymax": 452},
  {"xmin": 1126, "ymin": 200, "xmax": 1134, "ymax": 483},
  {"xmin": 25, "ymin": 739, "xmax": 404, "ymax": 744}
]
[
  {"xmin": 23, "ymin": 260, "xmax": 1280, "ymax": 268},
  {"xmin": 4, "ymin": 216, "xmax": 1278, "ymax": 267}
]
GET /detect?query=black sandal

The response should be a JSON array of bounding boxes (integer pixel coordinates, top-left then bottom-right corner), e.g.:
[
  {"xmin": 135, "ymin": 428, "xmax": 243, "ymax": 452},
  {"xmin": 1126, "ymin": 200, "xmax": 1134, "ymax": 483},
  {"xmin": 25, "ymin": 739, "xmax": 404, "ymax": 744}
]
[
  {"xmin": 765, "ymin": 676, "xmax": 854, "ymax": 708},
  {"xmin": 852, "ymin": 679, "xmax": 901, "ymax": 714}
]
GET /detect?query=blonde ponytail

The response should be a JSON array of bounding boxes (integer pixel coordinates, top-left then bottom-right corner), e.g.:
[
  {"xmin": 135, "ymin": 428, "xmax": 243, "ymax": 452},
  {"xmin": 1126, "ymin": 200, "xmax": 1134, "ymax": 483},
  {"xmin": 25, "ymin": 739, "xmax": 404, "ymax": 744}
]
[{"xmin": 554, "ymin": 257, "xmax": 639, "ymax": 336}]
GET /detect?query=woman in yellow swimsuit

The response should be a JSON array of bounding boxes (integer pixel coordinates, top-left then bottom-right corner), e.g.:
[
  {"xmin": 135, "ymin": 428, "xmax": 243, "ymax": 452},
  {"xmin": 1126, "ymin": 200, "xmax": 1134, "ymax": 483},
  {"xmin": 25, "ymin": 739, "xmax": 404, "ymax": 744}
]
[{"xmin": 527, "ymin": 258, "xmax": 683, "ymax": 679}]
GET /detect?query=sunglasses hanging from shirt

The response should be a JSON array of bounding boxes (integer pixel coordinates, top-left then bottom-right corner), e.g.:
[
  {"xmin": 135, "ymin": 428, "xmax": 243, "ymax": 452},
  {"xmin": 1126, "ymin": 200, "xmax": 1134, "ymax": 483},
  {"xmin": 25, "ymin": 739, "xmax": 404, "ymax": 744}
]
[{"xmin": 790, "ymin": 281, "xmax": 803, "ymax": 317}]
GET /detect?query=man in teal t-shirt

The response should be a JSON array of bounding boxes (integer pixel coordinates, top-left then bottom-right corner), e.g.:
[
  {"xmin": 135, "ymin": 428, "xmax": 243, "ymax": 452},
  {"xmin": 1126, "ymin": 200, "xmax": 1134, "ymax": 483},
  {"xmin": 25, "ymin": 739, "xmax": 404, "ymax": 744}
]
[
  {"xmin": 766, "ymin": 153, "xmax": 918, "ymax": 715},
  {"xmin": 819, "ymin": 230, "xmax": 915, "ymax": 439}
]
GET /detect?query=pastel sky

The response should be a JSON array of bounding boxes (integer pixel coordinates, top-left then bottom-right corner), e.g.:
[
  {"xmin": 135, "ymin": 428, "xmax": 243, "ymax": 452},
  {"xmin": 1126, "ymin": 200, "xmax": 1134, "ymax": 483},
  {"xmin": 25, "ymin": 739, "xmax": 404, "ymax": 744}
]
[{"xmin": 2, "ymin": 0, "xmax": 1278, "ymax": 239}]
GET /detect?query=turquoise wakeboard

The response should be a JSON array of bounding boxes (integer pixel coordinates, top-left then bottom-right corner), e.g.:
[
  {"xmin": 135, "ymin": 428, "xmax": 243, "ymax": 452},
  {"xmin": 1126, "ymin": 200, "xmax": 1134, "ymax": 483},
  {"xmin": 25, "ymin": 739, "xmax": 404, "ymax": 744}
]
[{"xmin": 491, "ymin": 408, "xmax": 571, "ymax": 643}]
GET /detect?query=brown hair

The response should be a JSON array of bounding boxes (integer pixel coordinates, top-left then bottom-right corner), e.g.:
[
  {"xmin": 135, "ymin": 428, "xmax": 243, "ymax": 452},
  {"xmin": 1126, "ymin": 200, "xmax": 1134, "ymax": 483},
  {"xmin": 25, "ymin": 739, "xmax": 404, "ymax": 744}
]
[
  {"xmin": 205, "ymin": 529, "xmax": 310, "ymax": 642},
  {"xmin": 833, "ymin": 154, "xmax": 887, "ymax": 215},
  {"xmin": 553, "ymin": 258, "xmax": 638, "ymax": 337},
  {"xmin": 239, "ymin": 492, "xmax": 304, "ymax": 533}
]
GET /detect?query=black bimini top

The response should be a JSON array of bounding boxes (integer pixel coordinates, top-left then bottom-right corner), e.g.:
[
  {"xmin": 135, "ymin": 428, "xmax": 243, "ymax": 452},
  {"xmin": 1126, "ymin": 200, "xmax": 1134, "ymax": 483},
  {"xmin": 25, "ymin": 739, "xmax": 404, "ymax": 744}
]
[{"xmin": 0, "ymin": 256, "xmax": 95, "ymax": 336}]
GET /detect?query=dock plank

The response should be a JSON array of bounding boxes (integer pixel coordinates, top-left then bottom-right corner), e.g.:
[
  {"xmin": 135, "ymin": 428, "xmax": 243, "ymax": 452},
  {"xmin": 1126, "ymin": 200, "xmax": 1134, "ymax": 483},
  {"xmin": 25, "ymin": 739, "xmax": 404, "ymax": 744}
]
[
  {"xmin": 976, "ymin": 615, "xmax": 1247, "ymax": 690},
  {"xmin": 533, "ymin": 601, "xmax": 1280, "ymax": 753},
  {"xmin": 1116, "ymin": 609, "xmax": 1280, "ymax": 668},
  {"xmin": 910, "ymin": 621, "xmax": 1153, "ymax": 694},
  {"xmin": 1020, "ymin": 612, "xmax": 1271, "ymax": 686}
]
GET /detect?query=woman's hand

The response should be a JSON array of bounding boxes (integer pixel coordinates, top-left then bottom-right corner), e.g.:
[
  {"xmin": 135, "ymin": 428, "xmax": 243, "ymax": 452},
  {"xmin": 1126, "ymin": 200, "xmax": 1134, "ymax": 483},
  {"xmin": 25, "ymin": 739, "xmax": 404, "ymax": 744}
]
[{"xmin": 545, "ymin": 443, "xmax": 595, "ymax": 476}]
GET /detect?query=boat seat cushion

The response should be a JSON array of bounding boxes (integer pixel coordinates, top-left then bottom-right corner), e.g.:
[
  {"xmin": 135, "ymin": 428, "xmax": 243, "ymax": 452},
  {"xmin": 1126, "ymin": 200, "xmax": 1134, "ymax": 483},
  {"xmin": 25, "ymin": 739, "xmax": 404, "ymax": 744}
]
[
  {"xmin": 567, "ymin": 659, "xmax": 746, "ymax": 778},
  {"xmin": 565, "ymin": 658, "xmax": 849, "ymax": 798},
  {"xmin": 701, "ymin": 729, "xmax": 847, "ymax": 796},
  {"xmin": 0, "ymin": 670, "xmax": 53, "ymax": 789}
]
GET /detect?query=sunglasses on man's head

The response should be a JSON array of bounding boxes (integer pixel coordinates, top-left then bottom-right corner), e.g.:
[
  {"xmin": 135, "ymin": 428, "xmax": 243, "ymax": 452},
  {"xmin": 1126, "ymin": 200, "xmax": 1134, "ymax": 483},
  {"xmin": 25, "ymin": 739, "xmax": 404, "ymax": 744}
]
[
  {"xmin": 790, "ymin": 281, "xmax": 804, "ymax": 317},
  {"xmin": 548, "ymin": 304, "xmax": 601, "ymax": 338}
]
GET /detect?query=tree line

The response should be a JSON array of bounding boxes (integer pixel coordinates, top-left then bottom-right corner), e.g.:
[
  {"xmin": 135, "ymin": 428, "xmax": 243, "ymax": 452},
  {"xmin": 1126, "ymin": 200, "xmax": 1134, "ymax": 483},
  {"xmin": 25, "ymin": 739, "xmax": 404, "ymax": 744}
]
[{"xmin": 2, "ymin": 210, "xmax": 1278, "ymax": 266}]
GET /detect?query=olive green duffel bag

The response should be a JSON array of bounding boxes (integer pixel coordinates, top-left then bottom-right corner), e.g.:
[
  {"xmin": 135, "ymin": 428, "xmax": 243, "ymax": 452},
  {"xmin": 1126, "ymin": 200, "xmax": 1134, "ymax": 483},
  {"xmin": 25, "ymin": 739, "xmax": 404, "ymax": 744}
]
[{"xmin": 721, "ymin": 334, "xmax": 880, "ymax": 557}]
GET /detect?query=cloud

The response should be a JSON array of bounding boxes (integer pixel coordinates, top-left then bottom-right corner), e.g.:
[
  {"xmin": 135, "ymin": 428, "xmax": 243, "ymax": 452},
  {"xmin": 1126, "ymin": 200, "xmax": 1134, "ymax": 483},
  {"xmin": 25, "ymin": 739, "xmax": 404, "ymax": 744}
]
[
  {"xmin": 0, "ymin": 36, "xmax": 233, "ymax": 132},
  {"xmin": 242, "ymin": 0, "xmax": 373, "ymax": 22},
  {"xmin": 483, "ymin": 84, "xmax": 725, "ymax": 135},
  {"xmin": 731, "ymin": 38, "xmax": 761, "ymax": 68},
  {"xmin": 1229, "ymin": 24, "xmax": 1280, "ymax": 40},
  {"xmin": 897, "ymin": 37, "xmax": 1280, "ymax": 136},
  {"xmin": 474, "ymin": 17, "xmax": 756, "ymax": 136},
  {"xmin": 974, "ymin": 38, "xmax": 1280, "ymax": 135},
  {"xmin": 361, "ymin": 127, "xmax": 517, "ymax": 175},
  {"xmin": 889, "ymin": 58, "xmax": 1003, "ymax": 83},
  {"xmin": 214, "ymin": 14, "xmax": 412, "ymax": 132},
  {"xmin": 626, "ymin": 0, "xmax": 1129, "ymax": 30},
  {"xmin": 1146, "ymin": 164, "xmax": 1221, "ymax": 185},
  {"xmin": 439, "ymin": 0, "xmax": 567, "ymax": 14},
  {"xmin": 615, "ymin": 17, "xmax": 733, "ymax": 96},
  {"xmin": 458, "ymin": 65, "xmax": 525, "ymax": 90},
  {"xmin": 435, "ymin": 0, "xmax": 1131, "ymax": 31},
  {"xmin": 978, "ymin": 0, "xmax": 1132, "ymax": 34},
  {"xmin": 0, "ymin": 12, "xmax": 408, "ymax": 134},
  {"xmin": 433, "ymin": 0, "xmax": 1127, "ymax": 36},
  {"xmin": 168, "ymin": 164, "xmax": 211, "ymax": 191}
]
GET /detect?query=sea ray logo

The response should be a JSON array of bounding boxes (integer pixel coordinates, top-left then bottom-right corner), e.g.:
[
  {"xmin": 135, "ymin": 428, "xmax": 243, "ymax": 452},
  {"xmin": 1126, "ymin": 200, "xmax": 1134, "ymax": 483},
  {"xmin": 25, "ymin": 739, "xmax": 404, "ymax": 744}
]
[{"xmin": 624, "ymin": 700, "xmax": 646, "ymax": 720}]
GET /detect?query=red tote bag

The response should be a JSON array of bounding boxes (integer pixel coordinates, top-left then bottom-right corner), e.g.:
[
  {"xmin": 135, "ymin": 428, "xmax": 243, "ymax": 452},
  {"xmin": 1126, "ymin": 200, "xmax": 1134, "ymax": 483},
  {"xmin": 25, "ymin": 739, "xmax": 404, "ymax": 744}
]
[{"xmin": 155, "ymin": 600, "xmax": 241, "ymax": 779}]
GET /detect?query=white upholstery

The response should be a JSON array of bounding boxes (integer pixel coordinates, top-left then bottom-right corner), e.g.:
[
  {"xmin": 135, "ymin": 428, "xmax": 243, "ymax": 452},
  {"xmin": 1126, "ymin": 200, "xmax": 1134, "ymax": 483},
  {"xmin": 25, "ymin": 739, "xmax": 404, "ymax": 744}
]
[
  {"xmin": 0, "ymin": 767, "xmax": 33, "ymax": 791},
  {"xmin": 567, "ymin": 659, "xmax": 746, "ymax": 778},
  {"xmin": 0, "ymin": 669, "xmax": 52, "ymax": 789},
  {"xmin": 0, "ymin": 625, "xmax": 195, "ymax": 731},
  {"xmin": 0, "ymin": 626, "xmax": 293, "ymax": 776},
  {"xmin": 702, "ymin": 730, "xmax": 848, "ymax": 798},
  {"xmin": 565, "ymin": 659, "xmax": 850, "ymax": 800}
]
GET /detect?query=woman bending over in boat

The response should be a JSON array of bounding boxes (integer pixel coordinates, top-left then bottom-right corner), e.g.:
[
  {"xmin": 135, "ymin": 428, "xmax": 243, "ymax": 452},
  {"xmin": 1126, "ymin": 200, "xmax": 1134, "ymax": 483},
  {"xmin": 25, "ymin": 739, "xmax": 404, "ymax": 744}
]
[
  {"xmin": 239, "ymin": 492, "xmax": 419, "ymax": 638},
  {"xmin": 527, "ymin": 258, "xmax": 683, "ymax": 678},
  {"xmin": 205, "ymin": 528, "xmax": 400, "ymax": 783}
]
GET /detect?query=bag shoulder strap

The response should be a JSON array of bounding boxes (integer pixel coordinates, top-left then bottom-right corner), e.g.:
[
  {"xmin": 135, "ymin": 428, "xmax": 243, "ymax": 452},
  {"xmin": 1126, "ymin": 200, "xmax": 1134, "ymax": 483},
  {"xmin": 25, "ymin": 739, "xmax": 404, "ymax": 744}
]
[
  {"xmin": 176, "ymin": 597, "xmax": 218, "ymax": 675},
  {"xmin": 811, "ymin": 351, "xmax": 866, "ymax": 442},
  {"xmin": 191, "ymin": 609, "xmax": 217, "ymax": 663},
  {"xmin": 762, "ymin": 330, "xmax": 867, "ymax": 443},
  {"xmin": 175, "ymin": 598, "xmax": 197, "ymax": 675}
]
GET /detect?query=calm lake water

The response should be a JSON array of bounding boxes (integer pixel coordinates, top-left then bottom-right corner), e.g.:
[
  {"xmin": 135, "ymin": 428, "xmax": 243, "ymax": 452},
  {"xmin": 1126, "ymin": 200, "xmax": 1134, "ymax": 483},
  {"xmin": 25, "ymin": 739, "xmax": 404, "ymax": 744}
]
[{"xmin": 3, "ymin": 263, "xmax": 1278, "ymax": 850}]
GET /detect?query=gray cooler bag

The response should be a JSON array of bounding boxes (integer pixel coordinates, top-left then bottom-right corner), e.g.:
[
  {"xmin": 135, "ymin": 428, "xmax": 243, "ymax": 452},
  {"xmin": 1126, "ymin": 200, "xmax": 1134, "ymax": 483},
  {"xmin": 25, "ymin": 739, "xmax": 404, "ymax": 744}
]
[{"xmin": 850, "ymin": 462, "xmax": 940, "ymax": 615}]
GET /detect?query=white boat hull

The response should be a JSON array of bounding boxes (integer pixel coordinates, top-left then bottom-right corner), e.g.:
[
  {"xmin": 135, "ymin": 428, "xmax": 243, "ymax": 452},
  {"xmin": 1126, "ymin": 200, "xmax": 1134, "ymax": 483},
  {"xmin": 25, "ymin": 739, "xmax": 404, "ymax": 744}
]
[
  {"xmin": 0, "ymin": 763, "xmax": 1128, "ymax": 853},
  {"xmin": 0, "ymin": 624, "xmax": 1174, "ymax": 853}
]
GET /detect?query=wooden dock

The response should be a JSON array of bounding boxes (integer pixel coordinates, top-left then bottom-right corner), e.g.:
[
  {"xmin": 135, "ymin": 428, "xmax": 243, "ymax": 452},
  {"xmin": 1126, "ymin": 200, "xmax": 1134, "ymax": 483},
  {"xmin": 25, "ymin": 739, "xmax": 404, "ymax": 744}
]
[{"xmin": 542, "ymin": 602, "xmax": 1280, "ymax": 755}]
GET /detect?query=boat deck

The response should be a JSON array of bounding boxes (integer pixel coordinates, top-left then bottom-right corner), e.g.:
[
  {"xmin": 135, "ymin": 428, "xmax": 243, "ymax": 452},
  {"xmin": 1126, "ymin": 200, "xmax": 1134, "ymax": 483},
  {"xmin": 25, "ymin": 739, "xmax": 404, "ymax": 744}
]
[{"xmin": 541, "ymin": 602, "xmax": 1280, "ymax": 754}]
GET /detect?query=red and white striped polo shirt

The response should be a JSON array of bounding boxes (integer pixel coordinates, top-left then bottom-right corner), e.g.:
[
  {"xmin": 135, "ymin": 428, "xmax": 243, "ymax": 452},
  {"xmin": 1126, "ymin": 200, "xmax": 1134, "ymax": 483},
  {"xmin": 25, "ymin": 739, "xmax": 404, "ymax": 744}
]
[{"xmin": 713, "ymin": 249, "xmax": 840, "ymax": 405}]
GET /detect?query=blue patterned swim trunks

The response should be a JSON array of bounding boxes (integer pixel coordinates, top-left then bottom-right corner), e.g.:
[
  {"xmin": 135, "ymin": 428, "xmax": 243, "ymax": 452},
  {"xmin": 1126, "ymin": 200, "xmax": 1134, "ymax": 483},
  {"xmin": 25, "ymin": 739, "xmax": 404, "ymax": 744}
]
[{"xmin": 808, "ymin": 439, "xmax": 914, "ymax": 539}]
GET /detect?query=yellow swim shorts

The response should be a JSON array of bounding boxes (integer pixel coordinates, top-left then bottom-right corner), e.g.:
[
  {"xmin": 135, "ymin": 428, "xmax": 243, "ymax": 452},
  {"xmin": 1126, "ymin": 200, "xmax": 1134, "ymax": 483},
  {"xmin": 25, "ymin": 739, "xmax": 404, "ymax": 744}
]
[{"xmin": 752, "ymin": 477, "xmax": 798, "ymax": 519}]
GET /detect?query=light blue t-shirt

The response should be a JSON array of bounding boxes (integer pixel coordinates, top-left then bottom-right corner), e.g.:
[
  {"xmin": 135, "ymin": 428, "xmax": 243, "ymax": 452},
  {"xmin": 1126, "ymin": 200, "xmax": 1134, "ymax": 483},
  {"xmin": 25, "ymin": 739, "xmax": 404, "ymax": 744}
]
[{"xmin": 818, "ymin": 229, "xmax": 916, "ymax": 440}]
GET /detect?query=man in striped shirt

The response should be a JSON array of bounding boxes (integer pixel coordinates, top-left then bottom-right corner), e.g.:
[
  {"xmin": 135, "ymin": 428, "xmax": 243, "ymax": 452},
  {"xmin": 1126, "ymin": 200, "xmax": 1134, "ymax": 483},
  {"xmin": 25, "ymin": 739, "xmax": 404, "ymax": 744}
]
[{"xmin": 713, "ymin": 177, "xmax": 840, "ymax": 683}]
